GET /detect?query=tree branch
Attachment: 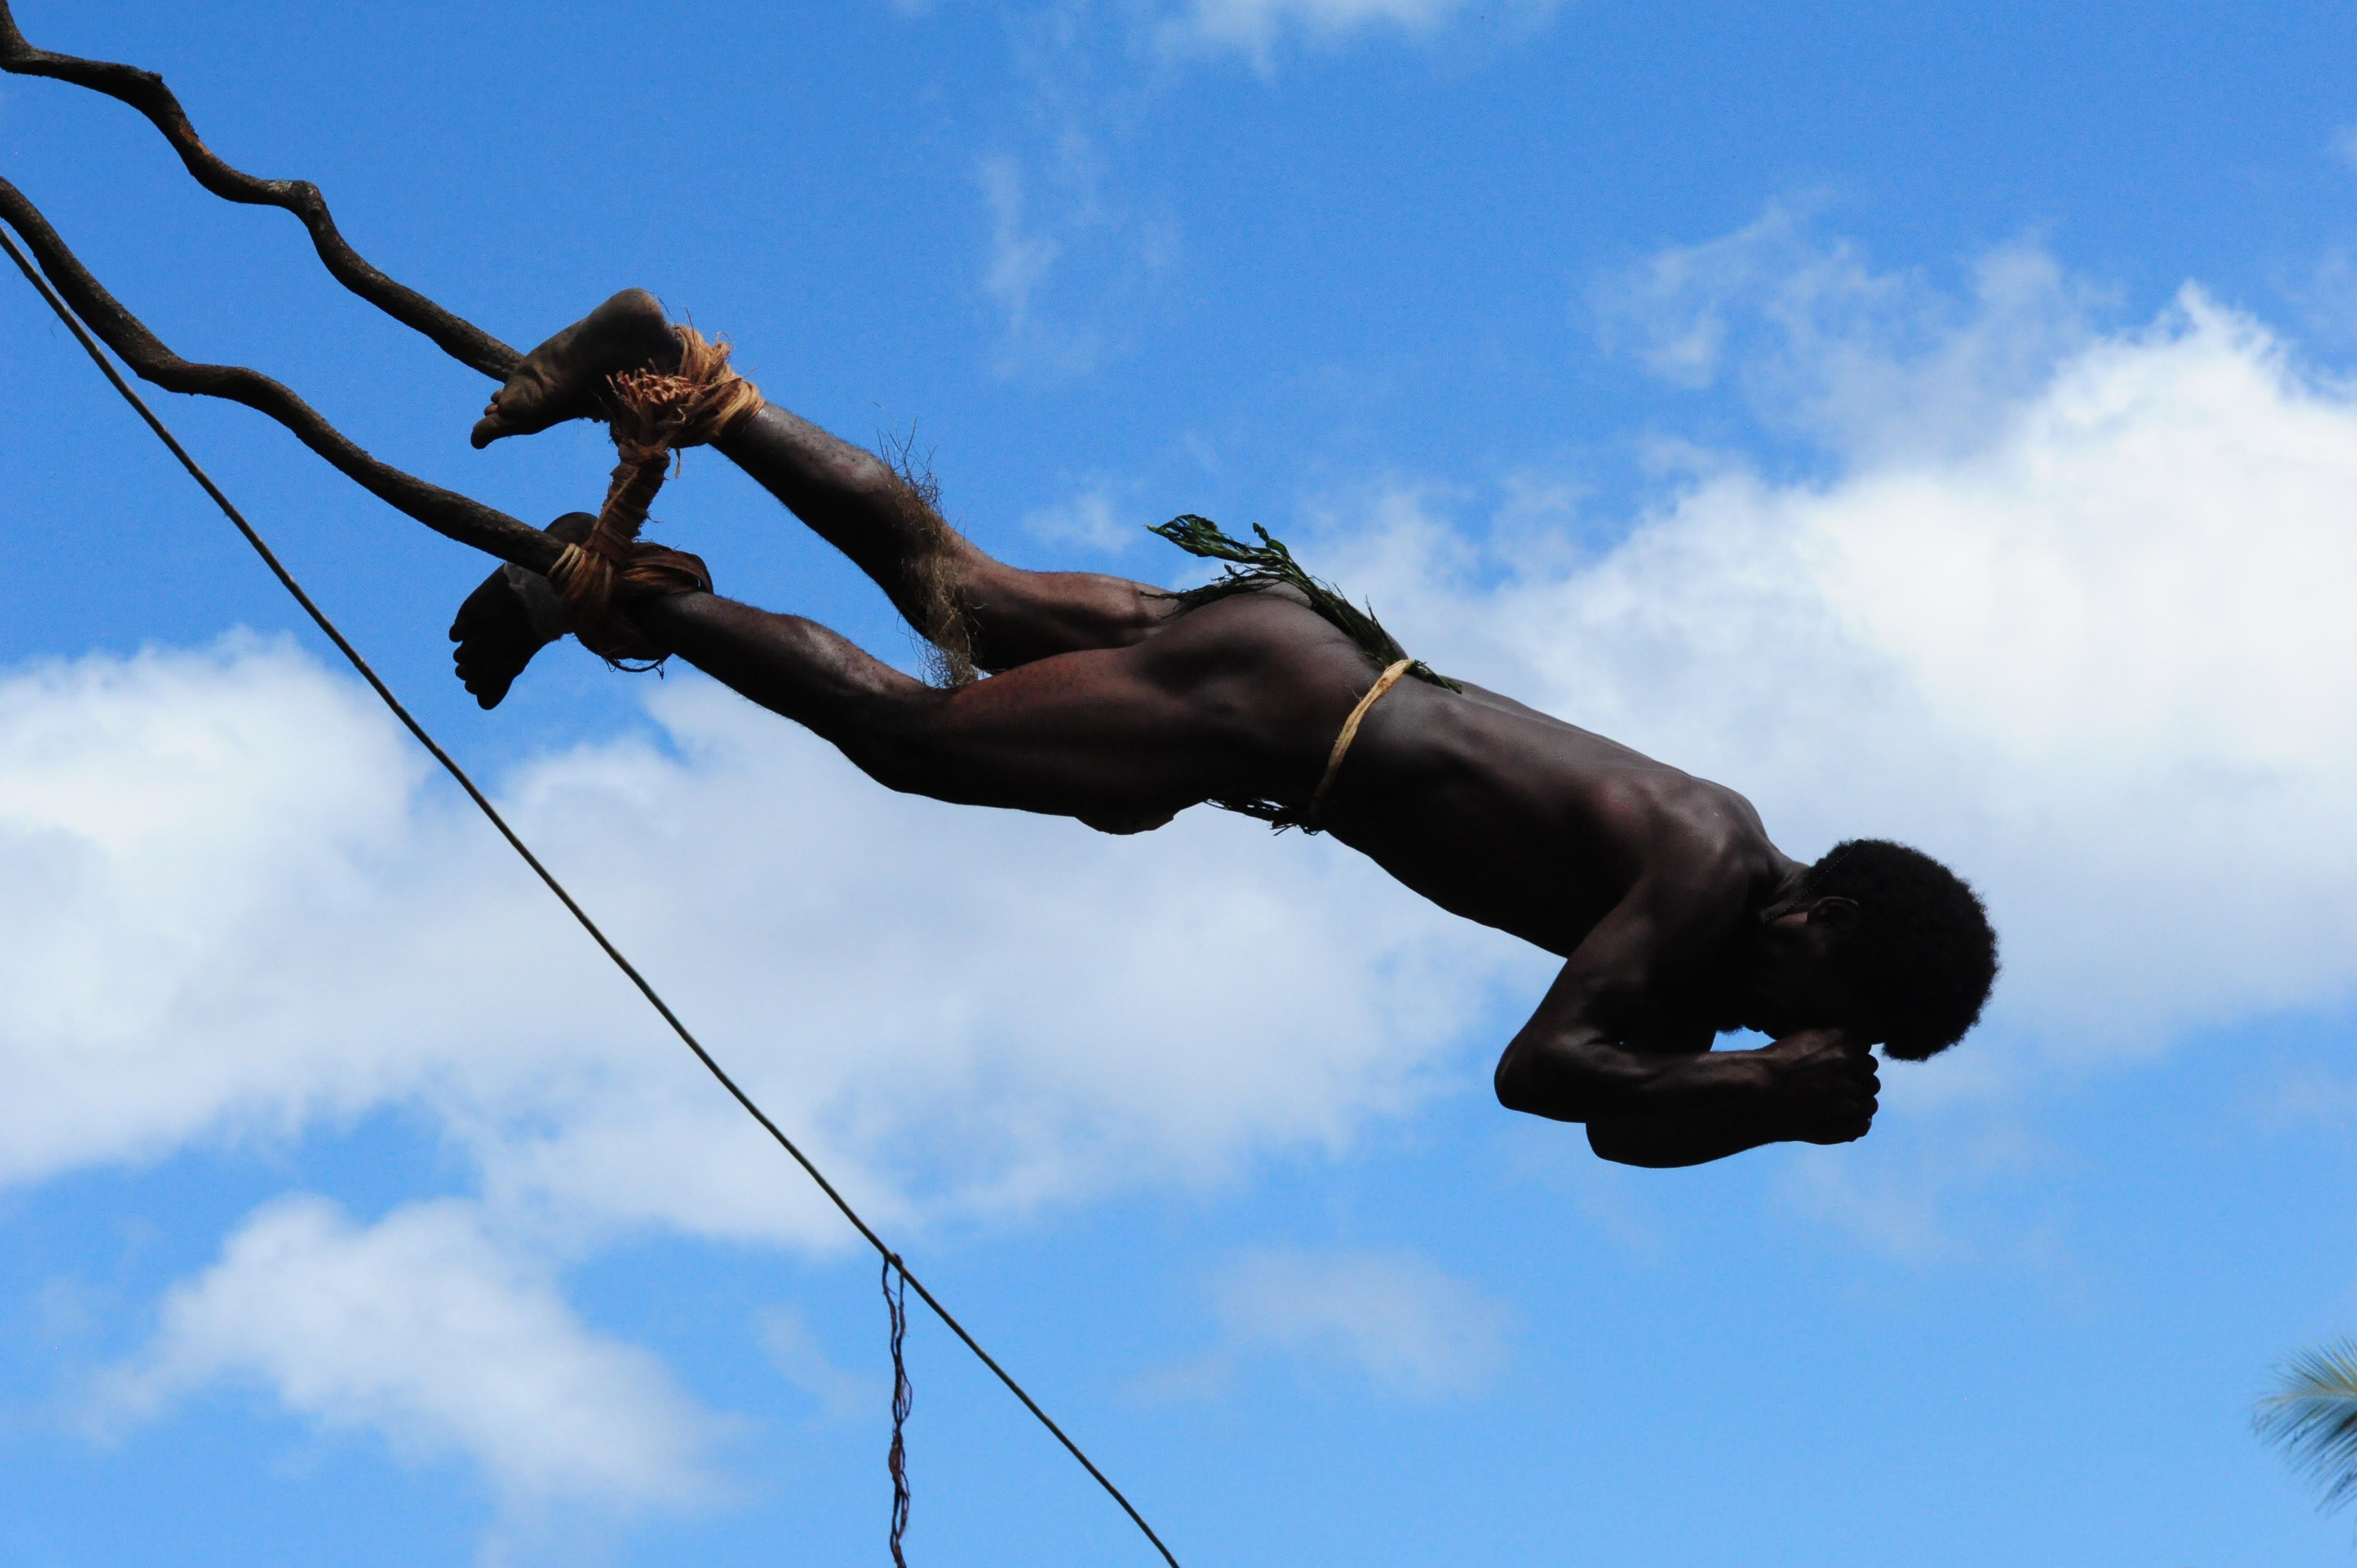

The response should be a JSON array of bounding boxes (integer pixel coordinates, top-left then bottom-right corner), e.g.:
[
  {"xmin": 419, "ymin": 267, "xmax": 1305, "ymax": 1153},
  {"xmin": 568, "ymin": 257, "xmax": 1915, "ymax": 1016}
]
[
  {"xmin": 0, "ymin": 1, "xmax": 521, "ymax": 381},
  {"xmin": 0, "ymin": 176, "xmax": 558, "ymax": 572}
]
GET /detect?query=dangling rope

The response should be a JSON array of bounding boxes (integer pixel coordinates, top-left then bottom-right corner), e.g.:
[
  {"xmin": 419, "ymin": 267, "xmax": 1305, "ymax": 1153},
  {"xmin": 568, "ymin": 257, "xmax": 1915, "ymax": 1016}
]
[
  {"xmin": 883, "ymin": 1255, "xmax": 915, "ymax": 1567},
  {"xmin": 0, "ymin": 215, "xmax": 1183, "ymax": 1568}
]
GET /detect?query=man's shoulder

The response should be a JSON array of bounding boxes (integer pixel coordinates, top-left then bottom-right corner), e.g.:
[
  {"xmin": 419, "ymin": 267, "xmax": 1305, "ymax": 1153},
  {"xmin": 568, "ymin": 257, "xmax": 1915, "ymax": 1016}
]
[
  {"xmin": 1591, "ymin": 766, "xmax": 1766, "ymax": 848},
  {"xmin": 1601, "ymin": 771, "xmax": 1780, "ymax": 908}
]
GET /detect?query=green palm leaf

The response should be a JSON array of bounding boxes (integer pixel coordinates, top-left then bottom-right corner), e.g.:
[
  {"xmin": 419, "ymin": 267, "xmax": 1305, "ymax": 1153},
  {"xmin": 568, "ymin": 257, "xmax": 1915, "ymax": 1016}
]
[{"xmin": 2256, "ymin": 1338, "xmax": 2357, "ymax": 1514}]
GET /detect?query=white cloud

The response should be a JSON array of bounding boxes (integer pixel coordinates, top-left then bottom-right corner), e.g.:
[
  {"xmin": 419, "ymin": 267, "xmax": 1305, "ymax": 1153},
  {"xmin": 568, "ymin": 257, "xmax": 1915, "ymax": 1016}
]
[
  {"xmin": 1331, "ymin": 238, "xmax": 2357, "ymax": 1064},
  {"xmin": 0, "ymin": 636, "xmax": 1528, "ymax": 1239},
  {"xmin": 1022, "ymin": 484, "xmax": 1146, "ymax": 552},
  {"xmin": 756, "ymin": 1304, "xmax": 872, "ymax": 1421},
  {"xmin": 0, "ymin": 637, "xmax": 425, "ymax": 1183},
  {"xmin": 89, "ymin": 1196, "xmax": 722, "ymax": 1516},
  {"xmin": 1162, "ymin": 0, "xmax": 1559, "ymax": 68},
  {"xmin": 1592, "ymin": 201, "xmax": 2108, "ymax": 461},
  {"xmin": 3, "ymin": 633, "xmax": 1529, "ymax": 1524},
  {"xmin": 1592, "ymin": 199, "xmax": 1827, "ymax": 387},
  {"xmin": 979, "ymin": 154, "xmax": 1088, "ymax": 372},
  {"xmin": 974, "ymin": 132, "xmax": 1180, "ymax": 377},
  {"xmin": 1185, "ymin": 1246, "xmax": 1512, "ymax": 1399}
]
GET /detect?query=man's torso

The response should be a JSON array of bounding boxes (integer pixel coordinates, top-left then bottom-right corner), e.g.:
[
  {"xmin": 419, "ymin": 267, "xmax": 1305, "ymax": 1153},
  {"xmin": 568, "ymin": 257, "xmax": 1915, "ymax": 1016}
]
[{"xmin": 1146, "ymin": 591, "xmax": 1800, "ymax": 1041}]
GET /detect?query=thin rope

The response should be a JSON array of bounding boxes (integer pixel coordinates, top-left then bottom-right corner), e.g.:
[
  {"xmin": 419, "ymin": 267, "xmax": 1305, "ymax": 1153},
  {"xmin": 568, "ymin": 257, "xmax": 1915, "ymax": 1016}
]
[
  {"xmin": 0, "ymin": 221, "xmax": 1182, "ymax": 1568},
  {"xmin": 883, "ymin": 1255, "xmax": 914, "ymax": 1566}
]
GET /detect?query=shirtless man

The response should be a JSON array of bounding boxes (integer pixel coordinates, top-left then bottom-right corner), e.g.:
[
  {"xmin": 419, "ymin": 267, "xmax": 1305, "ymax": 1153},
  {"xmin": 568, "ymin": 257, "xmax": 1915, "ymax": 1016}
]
[{"xmin": 452, "ymin": 291, "xmax": 1998, "ymax": 1169}]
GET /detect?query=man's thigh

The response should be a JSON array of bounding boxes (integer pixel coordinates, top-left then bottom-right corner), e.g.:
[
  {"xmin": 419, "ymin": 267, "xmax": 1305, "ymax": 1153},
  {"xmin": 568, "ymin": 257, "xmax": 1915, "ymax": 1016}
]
[
  {"xmin": 960, "ymin": 557, "xmax": 1177, "ymax": 670},
  {"xmin": 872, "ymin": 591, "xmax": 1366, "ymax": 821}
]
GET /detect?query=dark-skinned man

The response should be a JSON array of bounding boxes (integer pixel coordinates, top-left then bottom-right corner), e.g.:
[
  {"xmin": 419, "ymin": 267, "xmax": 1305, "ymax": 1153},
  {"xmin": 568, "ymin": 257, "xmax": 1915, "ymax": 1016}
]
[{"xmin": 451, "ymin": 290, "xmax": 1999, "ymax": 1169}]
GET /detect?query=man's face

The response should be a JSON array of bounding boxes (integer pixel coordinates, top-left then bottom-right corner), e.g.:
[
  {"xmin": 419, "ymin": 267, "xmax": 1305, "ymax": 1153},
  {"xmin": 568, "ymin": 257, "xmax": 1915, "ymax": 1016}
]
[{"xmin": 1740, "ymin": 896, "xmax": 1870, "ymax": 1039}]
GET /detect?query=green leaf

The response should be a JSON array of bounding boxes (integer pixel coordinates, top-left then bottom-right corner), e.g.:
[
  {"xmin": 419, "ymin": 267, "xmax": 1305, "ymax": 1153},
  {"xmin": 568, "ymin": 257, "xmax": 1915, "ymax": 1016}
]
[{"xmin": 2256, "ymin": 1337, "xmax": 2357, "ymax": 1514}]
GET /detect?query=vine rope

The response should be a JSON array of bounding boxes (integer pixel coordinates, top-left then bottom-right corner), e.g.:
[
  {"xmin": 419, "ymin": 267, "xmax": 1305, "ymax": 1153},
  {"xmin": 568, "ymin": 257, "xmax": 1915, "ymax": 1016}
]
[{"xmin": 0, "ymin": 60, "xmax": 1182, "ymax": 1563}]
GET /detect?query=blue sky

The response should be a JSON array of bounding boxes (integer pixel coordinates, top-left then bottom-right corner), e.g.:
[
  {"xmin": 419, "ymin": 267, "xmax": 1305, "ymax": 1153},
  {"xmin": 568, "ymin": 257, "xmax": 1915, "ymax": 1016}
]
[{"xmin": 4, "ymin": 2, "xmax": 2357, "ymax": 1564}]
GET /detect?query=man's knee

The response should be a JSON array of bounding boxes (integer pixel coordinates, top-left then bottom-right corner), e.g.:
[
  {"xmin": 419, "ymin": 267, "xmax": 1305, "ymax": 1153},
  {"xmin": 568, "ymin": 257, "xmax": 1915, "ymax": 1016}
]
[
  {"xmin": 964, "ymin": 566, "xmax": 1166, "ymax": 670},
  {"xmin": 834, "ymin": 688, "xmax": 964, "ymax": 798}
]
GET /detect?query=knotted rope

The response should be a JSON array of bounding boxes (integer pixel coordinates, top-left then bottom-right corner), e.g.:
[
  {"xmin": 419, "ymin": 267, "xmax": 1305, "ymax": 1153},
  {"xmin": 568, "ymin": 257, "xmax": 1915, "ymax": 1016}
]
[
  {"xmin": 883, "ymin": 1255, "xmax": 914, "ymax": 1566},
  {"xmin": 547, "ymin": 325, "xmax": 763, "ymax": 664}
]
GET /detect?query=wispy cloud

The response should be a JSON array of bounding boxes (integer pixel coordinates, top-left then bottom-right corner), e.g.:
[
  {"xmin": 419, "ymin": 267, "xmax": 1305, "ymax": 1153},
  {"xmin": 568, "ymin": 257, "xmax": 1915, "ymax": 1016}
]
[
  {"xmin": 89, "ymin": 1197, "xmax": 724, "ymax": 1518},
  {"xmin": 1160, "ymin": 0, "xmax": 1563, "ymax": 70},
  {"xmin": 1589, "ymin": 199, "xmax": 2108, "ymax": 460},
  {"xmin": 969, "ymin": 0, "xmax": 1556, "ymax": 372},
  {"xmin": 1022, "ymin": 482, "xmax": 1149, "ymax": 553},
  {"xmin": 978, "ymin": 153, "xmax": 1099, "ymax": 375},
  {"xmin": 1139, "ymin": 1246, "xmax": 1512, "ymax": 1400},
  {"xmin": 1772, "ymin": 1112, "xmax": 2044, "ymax": 1265},
  {"xmin": 972, "ymin": 127, "xmax": 1182, "ymax": 378},
  {"xmin": 756, "ymin": 1306, "xmax": 872, "ymax": 1421}
]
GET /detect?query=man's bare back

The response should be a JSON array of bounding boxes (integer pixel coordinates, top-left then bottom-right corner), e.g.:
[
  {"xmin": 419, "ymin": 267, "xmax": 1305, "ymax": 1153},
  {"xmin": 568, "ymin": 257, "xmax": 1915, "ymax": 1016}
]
[{"xmin": 455, "ymin": 291, "xmax": 1998, "ymax": 1170}]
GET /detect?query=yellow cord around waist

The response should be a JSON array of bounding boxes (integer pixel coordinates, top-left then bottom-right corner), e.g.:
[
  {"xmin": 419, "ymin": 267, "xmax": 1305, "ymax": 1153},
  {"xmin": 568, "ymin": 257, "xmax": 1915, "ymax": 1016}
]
[{"xmin": 1304, "ymin": 658, "xmax": 1414, "ymax": 827}]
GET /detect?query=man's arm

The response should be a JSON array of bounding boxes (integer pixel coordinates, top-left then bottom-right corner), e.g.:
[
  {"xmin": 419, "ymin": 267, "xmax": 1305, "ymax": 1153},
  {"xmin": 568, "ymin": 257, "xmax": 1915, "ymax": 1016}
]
[
  {"xmin": 1491, "ymin": 883, "xmax": 1879, "ymax": 1167},
  {"xmin": 1578, "ymin": 1031, "xmax": 1877, "ymax": 1167},
  {"xmin": 1497, "ymin": 1018, "xmax": 1876, "ymax": 1167},
  {"xmin": 1585, "ymin": 1105, "xmax": 1780, "ymax": 1169}
]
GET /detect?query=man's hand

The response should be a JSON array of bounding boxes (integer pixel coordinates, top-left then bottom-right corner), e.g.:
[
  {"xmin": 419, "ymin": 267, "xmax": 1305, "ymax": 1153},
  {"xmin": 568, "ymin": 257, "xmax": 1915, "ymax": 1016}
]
[{"xmin": 1756, "ymin": 1027, "xmax": 1879, "ymax": 1145}]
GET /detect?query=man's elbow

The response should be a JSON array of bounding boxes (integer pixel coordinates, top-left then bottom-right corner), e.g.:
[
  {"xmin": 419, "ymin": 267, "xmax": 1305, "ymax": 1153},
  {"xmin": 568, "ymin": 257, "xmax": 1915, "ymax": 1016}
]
[
  {"xmin": 1586, "ymin": 1120, "xmax": 1678, "ymax": 1168},
  {"xmin": 1493, "ymin": 1053, "xmax": 1597, "ymax": 1122},
  {"xmin": 1493, "ymin": 1056, "xmax": 1528, "ymax": 1112},
  {"xmin": 1493, "ymin": 1053, "xmax": 1543, "ymax": 1115}
]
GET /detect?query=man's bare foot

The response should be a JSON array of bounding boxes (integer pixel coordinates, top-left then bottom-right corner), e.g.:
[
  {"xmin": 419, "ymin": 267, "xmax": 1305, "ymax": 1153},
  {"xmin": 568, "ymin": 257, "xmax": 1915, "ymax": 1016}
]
[
  {"xmin": 448, "ymin": 513, "xmax": 595, "ymax": 708},
  {"xmin": 470, "ymin": 288, "xmax": 682, "ymax": 449}
]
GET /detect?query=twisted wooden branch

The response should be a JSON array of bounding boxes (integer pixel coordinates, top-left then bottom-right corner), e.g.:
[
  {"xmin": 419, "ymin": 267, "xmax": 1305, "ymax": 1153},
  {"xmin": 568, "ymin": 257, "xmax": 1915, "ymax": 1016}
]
[
  {"xmin": 0, "ymin": 176, "xmax": 557, "ymax": 572},
  {"xmin": 0, "ymin": 0, "xmax": 520, "ymax": 381}
]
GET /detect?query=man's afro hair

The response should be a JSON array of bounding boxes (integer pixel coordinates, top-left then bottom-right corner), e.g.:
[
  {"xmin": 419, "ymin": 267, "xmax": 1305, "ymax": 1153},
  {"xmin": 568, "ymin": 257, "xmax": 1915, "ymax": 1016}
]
[{"xmin": 1808, "ymin": 839, "xmax": 1998, "ymax": 1060}]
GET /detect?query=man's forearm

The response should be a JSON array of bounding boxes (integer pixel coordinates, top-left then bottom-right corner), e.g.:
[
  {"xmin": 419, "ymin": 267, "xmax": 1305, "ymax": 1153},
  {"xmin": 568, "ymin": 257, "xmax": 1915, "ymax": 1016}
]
[
  {"xmin": 1494, "ymin": 1036, "xmax": 1768, "ymax": 1124},
  {"xmin": 1584, "ymin": 1106, "xmax": 1785, "ymax": 1168},
  {"xmin": 1495, "ymin": 1029, "xmax": 1876, "ymax": 1164}
]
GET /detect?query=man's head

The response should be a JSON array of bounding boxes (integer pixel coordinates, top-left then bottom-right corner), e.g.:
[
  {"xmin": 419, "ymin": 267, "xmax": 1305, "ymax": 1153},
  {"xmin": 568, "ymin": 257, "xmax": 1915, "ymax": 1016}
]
[{"xmin": 1753, "ymin": 839, "xmax": 1999, "ymax": 1059}]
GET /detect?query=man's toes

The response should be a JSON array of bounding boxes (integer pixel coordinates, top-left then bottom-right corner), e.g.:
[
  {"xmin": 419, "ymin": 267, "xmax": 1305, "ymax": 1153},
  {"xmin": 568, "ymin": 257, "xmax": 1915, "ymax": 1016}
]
[
  {"xmin": 470, "ymin": 410, "xmax": 509, "ymax": 450},
  {"xmin": 452, "ymin": 626, "xmax": 532, "ymax": 710},
  {"xmin": 469, "ymin": 290, "xmax": 681, "ymax": 450},
  {"xmin": 446, "ymin": 515, "xmax": 598, "ymax": 709},
  {"xmin": 469, "ymin": 372, "xmax": 567, "ymax": 448},
  {"xmin": 449, "ymin": 568, "xmax": 549, "ymax": 710},
  {"xmin": 457, "ymin": 657, "xmax": 520, "ymax": 710}
]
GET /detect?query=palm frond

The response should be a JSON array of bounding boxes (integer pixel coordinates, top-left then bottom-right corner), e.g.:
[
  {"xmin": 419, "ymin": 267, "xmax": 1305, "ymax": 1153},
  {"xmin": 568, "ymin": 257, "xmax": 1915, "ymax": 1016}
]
[
  {"xmin": 2256, "ymin": 1338, "xmax": 2357, "ymax": 1514},
  {"xmin": 1146, "ymin": 515, "xmax": 1459, "ymax": 692}
]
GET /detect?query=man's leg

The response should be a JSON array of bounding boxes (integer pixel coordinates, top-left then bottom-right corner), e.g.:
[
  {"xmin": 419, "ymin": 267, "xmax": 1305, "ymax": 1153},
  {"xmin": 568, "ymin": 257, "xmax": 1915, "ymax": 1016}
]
[
  {"xmin": 624, "ymin": 586, "xmax": 1343, "ymax": 832},
  {"xmin": 465, "ymin": 290, "xmax": 1168, "ymax": 689},
  {"xmin": 449, "ymin": 511, "xmax": 592, "ymax": 707},
  {"xmin": 713, "ymin": 400, "xmax": 1170, "ymax": 672}
]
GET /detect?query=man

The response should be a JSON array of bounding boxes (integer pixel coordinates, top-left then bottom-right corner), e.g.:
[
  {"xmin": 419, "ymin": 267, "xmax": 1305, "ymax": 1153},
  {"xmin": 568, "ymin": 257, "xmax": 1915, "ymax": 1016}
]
[{"xmin": 452, "ymin": 291, "xmax": 1999, "ymax": 1169}]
